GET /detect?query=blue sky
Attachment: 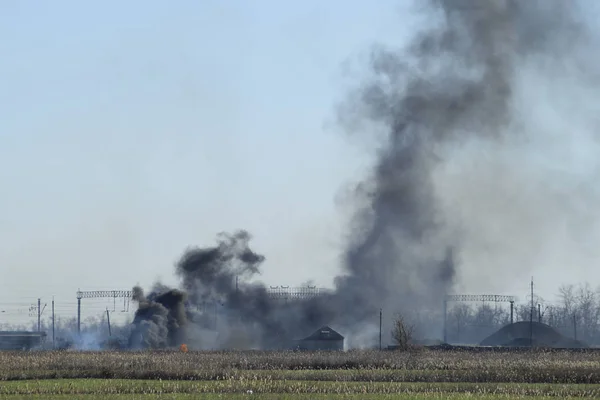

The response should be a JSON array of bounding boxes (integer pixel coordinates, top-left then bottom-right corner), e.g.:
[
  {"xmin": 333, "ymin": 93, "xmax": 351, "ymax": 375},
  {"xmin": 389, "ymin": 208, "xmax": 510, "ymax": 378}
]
[
  {"xmin": 4, "ymin": 1, "xmax": 599, "ymax": 327},
  {"xmin": 0, "ymin": 1, "xmax": 414, "ymax": 323}
]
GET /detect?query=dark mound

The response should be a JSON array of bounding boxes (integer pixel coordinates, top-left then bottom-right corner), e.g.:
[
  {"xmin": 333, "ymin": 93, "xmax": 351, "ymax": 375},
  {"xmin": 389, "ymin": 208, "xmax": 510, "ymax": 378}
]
[
  {"xmin": 481, "ymin": 321, "xmax": 588, "ymax": 348},
  {"xmin": 503, "ymin": 337, "xmax": 541, "ymax": 347}
]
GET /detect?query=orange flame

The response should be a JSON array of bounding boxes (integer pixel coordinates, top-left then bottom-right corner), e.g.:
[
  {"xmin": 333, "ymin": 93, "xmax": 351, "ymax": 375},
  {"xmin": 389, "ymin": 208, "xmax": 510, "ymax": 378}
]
[{"xmin": 180, "ymin": 344, "xmax": 188, "ymax": 353}]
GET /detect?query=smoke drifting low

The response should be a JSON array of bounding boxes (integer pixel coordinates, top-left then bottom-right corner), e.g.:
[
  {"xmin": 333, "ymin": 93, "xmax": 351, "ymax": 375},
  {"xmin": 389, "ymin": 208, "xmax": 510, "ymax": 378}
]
[
  {"xmin": 130, "ymin": 231, "xmax": 337, "ymax": 349},
  {"xmin": 130, "ymin": 0, "xmax": 600, "ymax": 348}
]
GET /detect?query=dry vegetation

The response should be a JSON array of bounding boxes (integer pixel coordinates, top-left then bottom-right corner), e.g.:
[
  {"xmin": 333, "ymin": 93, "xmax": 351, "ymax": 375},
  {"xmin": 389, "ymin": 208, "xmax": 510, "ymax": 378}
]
[
  {"xmin": 0, "ymin": 348, "xmax": 599, "ymax": 382},
  {"xmin": 2, "ymin": 349, "xmax": 600, "ymax": 398}
]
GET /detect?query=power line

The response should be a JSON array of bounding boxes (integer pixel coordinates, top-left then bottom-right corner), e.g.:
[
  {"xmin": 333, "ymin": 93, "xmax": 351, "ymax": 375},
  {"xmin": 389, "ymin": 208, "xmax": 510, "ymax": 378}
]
[
  {"xmin": 443, "ymin": 293, "xmax": 517, "ymax": 343},
  {"xmin": 76, "ymin": 290, "xmax": 133, "ymax": 334}
]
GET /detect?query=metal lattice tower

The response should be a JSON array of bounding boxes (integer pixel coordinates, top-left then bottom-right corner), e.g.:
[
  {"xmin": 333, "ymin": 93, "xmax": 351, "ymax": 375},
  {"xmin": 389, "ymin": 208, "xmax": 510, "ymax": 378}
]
[
  {"xmin": 267, "ymin": 286, "xmax": 328, "ymax": 301},
  {"xmin": 443, "ymin": 294, "xmax": 517, "ymax": 343},
  {"xmin": 76, "ymin": 290, "xmax": 132, "ymax": 334},
  {"xmin": 446, "ymin": 294, "xmax": 516, "ymax": 303}
]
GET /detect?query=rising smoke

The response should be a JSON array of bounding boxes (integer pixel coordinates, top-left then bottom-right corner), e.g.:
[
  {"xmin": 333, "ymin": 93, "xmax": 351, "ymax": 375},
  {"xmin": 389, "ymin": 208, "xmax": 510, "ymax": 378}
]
[
  {"xmin": 130, "ymin": 0, "xmax": 600, "ymax": 349},
  {"xmin": 129, "ymin": 231, "xmax": 337, "ymax": 349}
]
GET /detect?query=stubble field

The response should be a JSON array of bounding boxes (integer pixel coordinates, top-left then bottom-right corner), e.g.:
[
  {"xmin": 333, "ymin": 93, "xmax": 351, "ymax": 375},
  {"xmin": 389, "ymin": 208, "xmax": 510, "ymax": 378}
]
[{"xmin": 1, "ymin": 348, "xmax": 600, "ymax": 399}]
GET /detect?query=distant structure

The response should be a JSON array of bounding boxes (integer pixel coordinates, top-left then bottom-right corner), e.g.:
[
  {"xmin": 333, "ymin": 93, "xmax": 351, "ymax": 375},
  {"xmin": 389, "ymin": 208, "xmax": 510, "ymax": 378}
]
[
  {"xmin": 296, "ymin": 326, "xmax": 344, "ymax": 351},
  {"xmin": 444, "ymin": 294, "xmax": 517, "ymax": 343},
  {"xmin": 267, "ymin": 286, "xmax": 328, "ymax": 301},
  {"xmin": 76, "ymin": 290, "xmax": 132, "ymax": 334},
  {"xmin": 0, "ymin": 331, "xmax": 46, "ymax": 350},
  {"xmin": 480, "ymin": 321, "xmax": 588, "ymax": 348}
]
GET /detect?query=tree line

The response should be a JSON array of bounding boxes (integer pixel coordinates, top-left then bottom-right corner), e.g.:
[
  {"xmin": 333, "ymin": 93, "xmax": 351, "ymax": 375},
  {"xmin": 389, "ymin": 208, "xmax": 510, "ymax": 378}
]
[{"xmin": 445, "ymin": 283, "xmax": 600, "ymax": 345}]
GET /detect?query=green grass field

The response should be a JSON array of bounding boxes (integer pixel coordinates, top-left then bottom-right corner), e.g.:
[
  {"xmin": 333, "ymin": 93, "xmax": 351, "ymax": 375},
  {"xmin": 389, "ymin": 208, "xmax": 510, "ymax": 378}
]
[
  {"xmin": 2, "ymin": 349, "xmax": 600, "ymax": 398},
  {"xmin": 2, "ymin": 379, "xmax": 600, "ymax": 399}
]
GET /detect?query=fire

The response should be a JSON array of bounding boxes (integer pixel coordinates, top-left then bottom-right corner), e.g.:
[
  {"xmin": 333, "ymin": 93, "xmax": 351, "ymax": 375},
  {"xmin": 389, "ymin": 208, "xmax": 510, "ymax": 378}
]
[{"xmin": 180, "ymin": 344, "xmax": 188, "ymax": 353}]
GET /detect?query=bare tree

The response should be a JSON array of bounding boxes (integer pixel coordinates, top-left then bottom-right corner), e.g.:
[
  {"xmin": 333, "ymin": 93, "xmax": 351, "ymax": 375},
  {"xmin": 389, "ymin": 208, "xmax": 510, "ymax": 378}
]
[
  {"xmin": 575, "ymin": 283, "xmax": 600, "ymax": 343},
  {"xmin": 453, "ymin": 303, "xmax": 471, "ymax": 341},
  {"xmin": 558, "ymin": 284, "xmax": 576, "ymax": 320},
  {"xmin": 516, "ymin": 303, "xmax": 531, "ymax": 322},
  {"xmin": 391, "ymin": 314, "xmax": 414, "ymax": 350},
  {"xmin": 474, "ymin": 304, "xmax": 506, "ymax": 326}
]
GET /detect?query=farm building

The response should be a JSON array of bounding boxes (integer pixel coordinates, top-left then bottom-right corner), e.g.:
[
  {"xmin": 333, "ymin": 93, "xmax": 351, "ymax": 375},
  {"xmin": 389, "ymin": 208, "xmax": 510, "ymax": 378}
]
[
  {"xmin": 296, "ymin": 326, "xmax": 344, "ymax": 351},
  {"xmin": 0, "ymin": 331, "xmax": 46, "ymax": 350}
]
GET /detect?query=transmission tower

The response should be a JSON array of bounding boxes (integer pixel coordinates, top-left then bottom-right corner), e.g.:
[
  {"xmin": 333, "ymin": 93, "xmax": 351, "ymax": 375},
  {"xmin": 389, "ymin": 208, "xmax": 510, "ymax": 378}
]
[{"xmin": 76, "ymin": 290, "xmax": 132, "ymax": 334}]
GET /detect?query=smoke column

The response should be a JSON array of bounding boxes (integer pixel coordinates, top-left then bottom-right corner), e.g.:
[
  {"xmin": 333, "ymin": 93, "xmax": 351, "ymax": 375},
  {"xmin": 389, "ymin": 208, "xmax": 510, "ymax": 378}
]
[
  {"xmin": 334, "ymin": 0, "xmax": 520, "ymax": 338},
  {"xmin": 130, "ymin": 0, "xmax": 599, "ymax": 348}
]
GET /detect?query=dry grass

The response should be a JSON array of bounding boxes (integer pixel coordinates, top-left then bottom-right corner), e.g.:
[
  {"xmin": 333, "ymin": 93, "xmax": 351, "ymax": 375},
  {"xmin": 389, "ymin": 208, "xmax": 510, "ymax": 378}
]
[
  {"xmin": 0, "ymin": 348, "xmax": 599, "ymax": 384},
  {"xmin": 1, "ymin": 378, "xmax": 600, "ymax": 398},
  {"xmin": 3, "ymin": 349, "xmax": 600, "ymax": 398}
]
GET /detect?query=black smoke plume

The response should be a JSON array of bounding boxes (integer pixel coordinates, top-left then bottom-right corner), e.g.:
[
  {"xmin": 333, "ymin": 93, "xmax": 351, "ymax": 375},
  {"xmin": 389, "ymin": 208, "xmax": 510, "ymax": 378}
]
[
  {"xmin": 130, "ymin": 0, "xmax": 591, "ymax": 348},
  {"xmin": 130, "ymin": 231, "xmax": 335, "ymax": 349},
  {"xmin": 129, "ymin": 285, "xmax": 187, "ymax": 348}
]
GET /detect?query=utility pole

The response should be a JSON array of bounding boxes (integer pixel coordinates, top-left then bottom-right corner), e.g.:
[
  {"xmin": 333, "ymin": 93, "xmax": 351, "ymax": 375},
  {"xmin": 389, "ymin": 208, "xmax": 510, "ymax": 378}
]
[
  {"xmin": 37, "ymin": 298, "xmax": 41, "ymax": 332},
  {"xmin": 214, "ymin": 300, "xmax": 220, "ymax": 349},
  {"xmin": 510, "ymin": 300, "xmax": 514, "ymax": 324},
  {"xmin": 573, "ymin": 314, "xmax": 577, "ymax": 340},
  {"xmin": 52, "ymin": 297, "xmax": 55, "ymax": 348},
  {"xmin": 77, "ymin": 297, "xmax": 81, "ymax": 335},
  {"xmin": 106, "ymin": 309, "xmax": 112, "ymax": 337},
  {"xmin": 538, "ymin": 303, "xmax": 541, "ymax": 323},
  {"xmin": 214, "ymin": 300, "xmax": 218, "ymax": 331},
  {"xmin": 529, "ymin": 277, "xmax": 534, "ymax": 347},
  {"xmin": 379, "ymin": 308, "xmax": 382, "ymax": 350},
  {"xmin": 443, "ymin": 299, "xmax": 448, "ymax": 343},
  {"xmin": 530, "ymin": 278, "xmax": 534, "ymax": 315}
]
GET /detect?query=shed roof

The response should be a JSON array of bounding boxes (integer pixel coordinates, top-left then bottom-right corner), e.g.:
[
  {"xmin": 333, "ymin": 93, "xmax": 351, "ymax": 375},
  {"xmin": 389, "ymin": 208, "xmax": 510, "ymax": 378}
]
[
  {"xmin": 0, "ymin": 331, "xmax": 46, "ymax": 337},
  {"xmin": 301, "ymin": 326, "xmax": 344, "ymax": 341}
]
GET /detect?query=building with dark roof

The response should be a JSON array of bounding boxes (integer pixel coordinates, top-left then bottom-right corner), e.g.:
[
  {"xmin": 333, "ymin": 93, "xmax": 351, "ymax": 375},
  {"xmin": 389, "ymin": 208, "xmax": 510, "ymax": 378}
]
[
  {"xmin": 0, "ymin": 331, "xmax": 46, "ymax": 350},
  {"xmin": 296, "ymin": 326, "xmax": 344, "ymax": 351}
]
